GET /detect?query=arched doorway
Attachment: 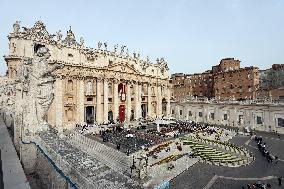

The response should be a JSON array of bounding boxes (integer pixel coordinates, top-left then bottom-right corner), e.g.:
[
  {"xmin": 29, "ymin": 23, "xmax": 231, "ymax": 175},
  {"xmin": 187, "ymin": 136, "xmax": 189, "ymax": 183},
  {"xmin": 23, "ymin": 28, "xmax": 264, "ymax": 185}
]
[
  {"xmin": 119, "ymin": 105, "xmax": 125, "ymax": 122},
  {"xmin": 108, "ymin": 111, "xmax": 114, "ymax": 123},
  {"xmin": 85, "ymin": 106, "xmax": 94, "ymax": 124}
]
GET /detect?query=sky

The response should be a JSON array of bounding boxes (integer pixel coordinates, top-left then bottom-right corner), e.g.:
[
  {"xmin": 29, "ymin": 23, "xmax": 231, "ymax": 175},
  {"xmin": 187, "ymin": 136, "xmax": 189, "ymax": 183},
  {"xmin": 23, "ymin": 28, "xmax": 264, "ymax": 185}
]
[{"xmin": 0, "ymin": 0, "xmax": 284, "ymax": 76}]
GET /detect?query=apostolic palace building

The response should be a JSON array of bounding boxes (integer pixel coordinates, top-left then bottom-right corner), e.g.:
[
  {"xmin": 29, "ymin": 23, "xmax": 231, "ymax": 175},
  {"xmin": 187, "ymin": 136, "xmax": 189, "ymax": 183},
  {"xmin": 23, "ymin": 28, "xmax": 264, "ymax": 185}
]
[{"xmin": 4, "ymin": 21, "xmax": 171, "ymax": 128}]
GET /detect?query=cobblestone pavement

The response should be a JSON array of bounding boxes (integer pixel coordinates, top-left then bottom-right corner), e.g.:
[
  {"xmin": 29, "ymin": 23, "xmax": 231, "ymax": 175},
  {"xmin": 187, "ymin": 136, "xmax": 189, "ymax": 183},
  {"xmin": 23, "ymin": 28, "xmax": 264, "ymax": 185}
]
[{"xmin": 169, "ymin": 132, "xmax": 284, "ymax": 189}]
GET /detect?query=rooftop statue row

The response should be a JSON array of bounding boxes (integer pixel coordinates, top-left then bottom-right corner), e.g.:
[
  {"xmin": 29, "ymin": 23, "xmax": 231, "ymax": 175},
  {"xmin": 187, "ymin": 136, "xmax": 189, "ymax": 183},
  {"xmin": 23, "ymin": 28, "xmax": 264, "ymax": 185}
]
[{"xmin": 10, "ymin": 20, "xmax": 169, "ymax": 70}]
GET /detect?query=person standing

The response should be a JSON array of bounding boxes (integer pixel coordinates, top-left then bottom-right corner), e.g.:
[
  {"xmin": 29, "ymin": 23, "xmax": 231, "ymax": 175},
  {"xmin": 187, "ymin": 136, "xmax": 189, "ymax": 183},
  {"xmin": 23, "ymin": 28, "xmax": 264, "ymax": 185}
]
[{"xmin": 278, "ymin": 177, "xmax": 282, "ymax": 186}]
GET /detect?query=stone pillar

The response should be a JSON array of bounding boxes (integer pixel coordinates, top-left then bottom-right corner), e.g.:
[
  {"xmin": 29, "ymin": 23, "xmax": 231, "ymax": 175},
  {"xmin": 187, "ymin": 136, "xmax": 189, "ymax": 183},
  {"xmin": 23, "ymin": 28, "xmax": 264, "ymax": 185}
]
[
  {"xmin": 126, "ymin": 81, "xmax": 132, "ymax": 121},
  {"xmin": 113, "ymin": 79, "xmax": 119, "ymax": 122},
  {"xmin": 103, "ymin": 78, "xmax": 109, "ymax": 124},
  {"xmin": 96, "ymin": 77, "xmax": 103, "ymax": 124},
  {"xmin": 55, "ymin": 79, "xmax": 63, "ymax": 131},
  {"xmin": 78, "ymin": 79, "xmax": 85, "ymax": 125},
  {"xmin": 147, "ymin": 83, "xmax": 152, "ymax": 118},
  {"xmin": 157, "ymin": 83, "xmax": 162, "ymax": 118},
  {"xmin": 138, "ymin": 82, "xmax": 142, "ymax": 118},
  {"xmin": 166, "ymin": 86, "xmax": 171, "ymax": 118},
  {"xmin": 134, "ymin": 81, "xmax": 140, "ymax": 120}
]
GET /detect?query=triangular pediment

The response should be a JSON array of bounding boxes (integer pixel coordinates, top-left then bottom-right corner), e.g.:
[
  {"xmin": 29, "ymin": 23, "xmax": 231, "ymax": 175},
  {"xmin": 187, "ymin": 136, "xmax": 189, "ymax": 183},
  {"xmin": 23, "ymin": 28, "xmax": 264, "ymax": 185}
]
[{"xmin": 105, "ymin": 62, "xmax": 141, "ymax": 75}]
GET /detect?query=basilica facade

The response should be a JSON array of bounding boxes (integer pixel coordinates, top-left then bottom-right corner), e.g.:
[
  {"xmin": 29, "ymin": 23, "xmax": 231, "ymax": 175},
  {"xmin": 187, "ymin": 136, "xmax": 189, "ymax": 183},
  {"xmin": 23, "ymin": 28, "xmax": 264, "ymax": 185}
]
[{"xmin": 5, "ymin": 21, "xmax": 171, "ymax": 128}]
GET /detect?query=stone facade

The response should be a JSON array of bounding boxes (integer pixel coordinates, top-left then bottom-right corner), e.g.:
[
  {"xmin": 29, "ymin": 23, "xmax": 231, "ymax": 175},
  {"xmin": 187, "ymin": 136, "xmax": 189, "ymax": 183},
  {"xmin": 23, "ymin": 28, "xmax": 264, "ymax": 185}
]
[
  {"xmin": 171, "ymin": 58, "xmax": 259, "ymax": 100},
  {"xmin": 171, "ymin": 99, "xmax": 284, "ymax": 134},
  {"xmin": 4, "ymin": 21, "xmax": 171, "ymax": 130}
]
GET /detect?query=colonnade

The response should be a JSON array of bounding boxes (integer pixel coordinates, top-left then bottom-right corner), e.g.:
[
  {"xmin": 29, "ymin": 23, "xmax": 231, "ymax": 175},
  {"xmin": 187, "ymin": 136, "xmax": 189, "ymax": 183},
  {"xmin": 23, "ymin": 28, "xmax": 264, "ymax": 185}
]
[{"xmin": 55, "ymin": 77, "xmax": 171, "ymax": 126}]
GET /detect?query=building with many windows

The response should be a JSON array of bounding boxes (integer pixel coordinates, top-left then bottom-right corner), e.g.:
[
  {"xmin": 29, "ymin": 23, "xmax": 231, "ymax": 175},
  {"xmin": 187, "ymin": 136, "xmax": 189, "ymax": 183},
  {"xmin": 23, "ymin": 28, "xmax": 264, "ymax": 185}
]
[
  {"xmin": 4, "ymin": 21, "xmax": 171, "ymax": 128},
  {"xmin": 171, "ymin": 58, "xmax": 259, "ymax": 100},
  {"xmin": 171, "ymin": 99, "xmax": 284, "ymax": 134}
]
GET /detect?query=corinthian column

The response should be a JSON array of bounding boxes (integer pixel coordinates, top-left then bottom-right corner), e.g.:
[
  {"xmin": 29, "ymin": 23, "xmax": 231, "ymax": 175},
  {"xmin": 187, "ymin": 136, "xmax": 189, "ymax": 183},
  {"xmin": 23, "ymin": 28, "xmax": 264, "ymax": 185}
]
[
  {"xmin": 166, "ymin": 86, "xmax": 171, "ymax": 118},
  {"xmin": 157, "ymin": 83, "xmax": 162, "ymax": 118},
  {"xmin": 134, "ymin": 81, "xmax": 140, "ymax": 120},
  {"xmin": 96, "ymin": 77, "xmax": 103, "ymax": 124},
  {"xmin": 103, "ymin": 78, "xmax": 109, "ymax": 124},
  {"xmin": 126, "ymin": 81, "xmax": 132, "ymax": 122},
  {"xmin": 147, "ymin": 83, "xmax": 152, "ymax": 118},
  {"xmin": 138, "ymin": 82, "xmax": 142, "ymax": 118},
  {"xmin": 55, "ymin": 78, "xmax": 63, "ymax": 130},
  {"xmin": 78, "ymin": 79, "xmax": 85, "ymax": 124},
  {"xmin": 113, "ymin": 79, "xmax": 119, "ymax": 122}
]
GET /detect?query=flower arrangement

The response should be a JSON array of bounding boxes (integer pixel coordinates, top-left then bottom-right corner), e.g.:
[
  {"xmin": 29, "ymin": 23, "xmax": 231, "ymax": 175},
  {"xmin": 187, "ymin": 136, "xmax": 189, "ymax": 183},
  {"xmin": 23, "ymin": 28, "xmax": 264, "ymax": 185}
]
[
  {"xmin": 150, "ymin": 153, "xmax": 185, "ymax": 167},
  {"xmin": 147, "ymin": 141, "xmax": 173, "ymax": 157}
]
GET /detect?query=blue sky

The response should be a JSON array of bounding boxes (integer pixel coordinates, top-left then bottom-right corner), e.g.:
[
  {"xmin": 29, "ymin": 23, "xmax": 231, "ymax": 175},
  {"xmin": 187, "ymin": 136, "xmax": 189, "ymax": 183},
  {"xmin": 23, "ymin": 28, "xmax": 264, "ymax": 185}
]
[{"xmin": 0, "ymin": 0, "xmax": 284, "ymax": 75}]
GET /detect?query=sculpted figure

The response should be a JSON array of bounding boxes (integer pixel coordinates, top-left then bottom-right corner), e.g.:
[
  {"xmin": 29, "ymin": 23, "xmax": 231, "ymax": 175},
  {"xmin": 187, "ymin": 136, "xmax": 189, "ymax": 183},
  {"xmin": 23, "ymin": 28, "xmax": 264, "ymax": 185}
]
[
  {"xmin": 56, "ymin": 30, "xmax": 62, "ymax": 41},
  {"xmin": 13, "ymin": 21, "xmax": 20, "ymax": 33},
  {"xmin": 146, "ymin": 56, "xmax": 150, "ymax": 63},
  {"xmin": 104, "ymin": 42, "xmax": 107, "ymax": 50},
  {"xmin": 114, "ymin": 44, "xmax": 118, "ymax": 53},
  {"xmin": 80, "ymin": 37, "xmax": 84, "ymax": 47},
  {"xmin": 121, "ymin": 45, "xmax": 126, "ymax": 54},
  {"xmin": 29, "ymin": 46, "xmax": 63, "ymax": 129},
  {"xmin": 98, "ymin": 41, "xmax": 102, "ymax": 49}
]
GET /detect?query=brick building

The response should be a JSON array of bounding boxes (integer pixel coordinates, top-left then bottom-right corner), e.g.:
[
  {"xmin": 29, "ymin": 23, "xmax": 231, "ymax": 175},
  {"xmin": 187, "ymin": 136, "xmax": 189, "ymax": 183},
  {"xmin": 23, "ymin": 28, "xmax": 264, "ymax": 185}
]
[
  {"xmin": 171, "ymin": 58, "xmax": 260, "ymax": 100},
  {"xmin": 213, "ymin": 66, "xmax": 259, "ymax": 100}
]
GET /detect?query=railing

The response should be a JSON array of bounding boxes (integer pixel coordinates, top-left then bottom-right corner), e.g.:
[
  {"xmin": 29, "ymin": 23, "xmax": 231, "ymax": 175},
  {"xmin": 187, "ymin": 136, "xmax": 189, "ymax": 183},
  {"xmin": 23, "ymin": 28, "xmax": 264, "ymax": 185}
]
[{"xmin": 0, "ymin": 150, "xmax": 4, "ymax": 189}]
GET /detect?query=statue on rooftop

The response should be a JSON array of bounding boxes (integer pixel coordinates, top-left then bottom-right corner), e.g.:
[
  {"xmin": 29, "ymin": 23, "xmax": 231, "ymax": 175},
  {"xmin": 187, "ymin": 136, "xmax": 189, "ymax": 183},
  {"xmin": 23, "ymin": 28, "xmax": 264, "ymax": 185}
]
[
  {"xmin": 98, "ymin": 41, "xmax": 102, "ymax": 50},
  {"xmin": 104, "ymin": 42, "xmax": 107, "ymax": 50},
  {"xmin": 80, "ymin": 37, "xmax": 84, "ymax": 47},
  {"xmin": 13, "ymin": 21, "xmax": 20, "ymax": 33},
  {"xmin": 121, "ymin": 45, "xmax": 126, "ymax": 55},
  {"xmin": 114, "ymin": 44, "xmax": 118, "ymax": 53},
  {"xmin": 56, "ymin": 30, "xmax": 62, "ymax": 42}
]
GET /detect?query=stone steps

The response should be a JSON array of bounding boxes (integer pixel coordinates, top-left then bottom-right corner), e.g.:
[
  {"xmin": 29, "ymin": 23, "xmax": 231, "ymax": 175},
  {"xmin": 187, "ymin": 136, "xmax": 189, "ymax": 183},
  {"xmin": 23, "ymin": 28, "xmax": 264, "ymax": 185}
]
[{"xmin": 68, "ymin": 132, "xmax": 131, "ymax": 174}]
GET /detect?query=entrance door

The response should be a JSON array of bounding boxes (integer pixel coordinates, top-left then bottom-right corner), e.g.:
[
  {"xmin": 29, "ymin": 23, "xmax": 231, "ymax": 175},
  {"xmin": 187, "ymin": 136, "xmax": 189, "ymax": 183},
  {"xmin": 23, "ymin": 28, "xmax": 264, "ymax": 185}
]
[
  {"xmin": 141, "ymin": 104, "xmax": 147, "ymax": 119},
  {"xmin": 119, "ymin": 105, "xmax": 125, "ymax": 122},
  {"xmin": 108, "ymin": 111, "xmax": 114, "ymax": 123},
  {"xmin": 85, "ymin": 106, "xmax": 94, "ymax": 124}
]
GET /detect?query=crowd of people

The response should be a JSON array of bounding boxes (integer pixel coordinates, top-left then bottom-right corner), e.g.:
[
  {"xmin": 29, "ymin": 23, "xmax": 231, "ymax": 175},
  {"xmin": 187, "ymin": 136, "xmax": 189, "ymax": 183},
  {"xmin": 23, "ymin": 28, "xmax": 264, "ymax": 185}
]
[{"xmin": 254, "ymin": 136, "xmax": 278, "ymax": 164}]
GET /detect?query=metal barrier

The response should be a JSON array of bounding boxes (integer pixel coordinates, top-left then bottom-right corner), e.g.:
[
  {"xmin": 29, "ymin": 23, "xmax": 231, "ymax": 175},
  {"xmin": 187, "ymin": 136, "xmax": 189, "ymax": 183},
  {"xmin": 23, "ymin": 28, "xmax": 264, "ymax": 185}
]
[{"xmin": 0, "ymin": 150, "xmax": 4, "ymax": 189}]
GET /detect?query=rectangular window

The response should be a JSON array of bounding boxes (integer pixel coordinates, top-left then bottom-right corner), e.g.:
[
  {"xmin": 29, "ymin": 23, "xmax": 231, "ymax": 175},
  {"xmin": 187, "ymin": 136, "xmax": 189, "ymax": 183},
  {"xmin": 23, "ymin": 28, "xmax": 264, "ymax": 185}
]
[
  {"xmin": 224, "ymin": 114, "xmax": 227, "ymax": 120},
  {"xmin": 172, "ymin": 109, "xmax": 175, "ymax": 115},
  {"xmin": 180, "ymin": 110, "xmax": 183, "ymax": 115},
  {"xmin": 278, "ymin": 118, "xmax": 284, "ymax": 127},
  {"xmin": 189, "ymin": 111, "xmax": 192, "ymax": 116},
  {"xmin": 87, "ymin": 98, "xmax": 93, "ymax": 101},
  {"xmin": 199, "ymin": 112, "xmax": 202, "ymax": 117},
  {"xmin": 256, "ymin": 116, "xmax": 262, "ymax": 124}
]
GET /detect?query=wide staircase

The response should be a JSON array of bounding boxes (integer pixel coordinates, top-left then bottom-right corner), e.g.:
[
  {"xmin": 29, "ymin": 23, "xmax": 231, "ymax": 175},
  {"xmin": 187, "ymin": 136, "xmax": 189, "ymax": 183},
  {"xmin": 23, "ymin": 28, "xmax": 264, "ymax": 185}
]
[{"xmin": 68, "ymin": 131, "xmax": 131, "ymax": 175}]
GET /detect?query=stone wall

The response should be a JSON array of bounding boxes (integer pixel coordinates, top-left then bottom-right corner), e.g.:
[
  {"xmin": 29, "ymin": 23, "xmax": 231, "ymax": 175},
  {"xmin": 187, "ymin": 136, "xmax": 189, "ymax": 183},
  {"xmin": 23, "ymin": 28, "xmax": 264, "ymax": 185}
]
[{"xmin": 171, "ymin": 100, "xmax": 284, "ymax": 134}]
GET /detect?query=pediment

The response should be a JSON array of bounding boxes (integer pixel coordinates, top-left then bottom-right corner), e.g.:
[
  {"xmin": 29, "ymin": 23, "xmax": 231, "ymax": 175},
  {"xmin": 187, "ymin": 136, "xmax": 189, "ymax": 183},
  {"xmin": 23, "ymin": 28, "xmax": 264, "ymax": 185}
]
[{"xmin": 105, "ymin": 62, "xmax": 141, "ymax": 75}]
